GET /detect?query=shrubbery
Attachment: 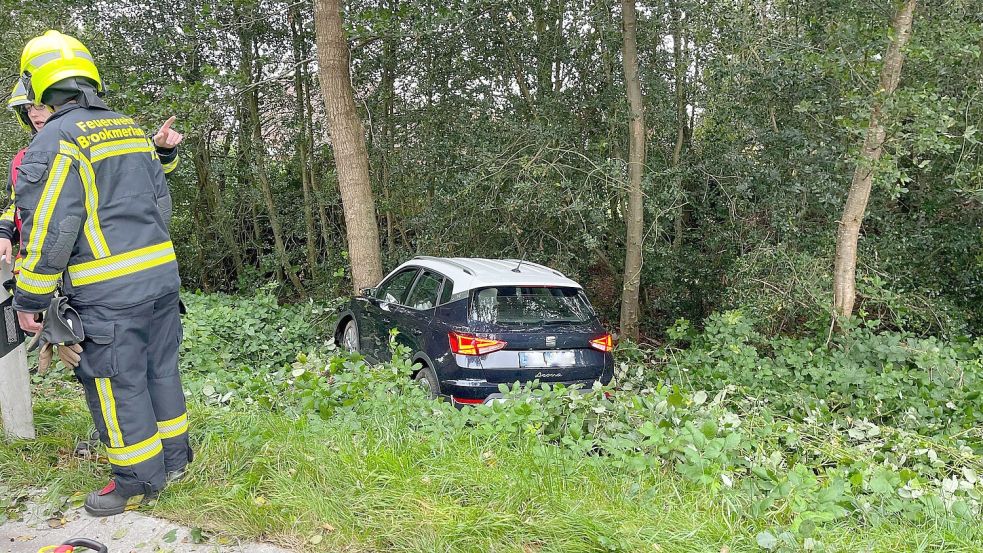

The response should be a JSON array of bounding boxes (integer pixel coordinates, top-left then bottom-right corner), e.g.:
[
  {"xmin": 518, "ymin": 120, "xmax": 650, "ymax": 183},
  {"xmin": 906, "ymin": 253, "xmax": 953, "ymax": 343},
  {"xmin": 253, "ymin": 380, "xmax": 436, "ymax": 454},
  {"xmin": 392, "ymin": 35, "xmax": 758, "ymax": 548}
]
[
  {"xmin": 164, "ymin": 293, "xmax": 983, "ymax": 549},
  {"xmin": 653, "ymin": 311, "xmax": 983, "ymax": 441},
  {"xmin": 166, "ymin": 294, "xmax": 981, "ymax": 550}
]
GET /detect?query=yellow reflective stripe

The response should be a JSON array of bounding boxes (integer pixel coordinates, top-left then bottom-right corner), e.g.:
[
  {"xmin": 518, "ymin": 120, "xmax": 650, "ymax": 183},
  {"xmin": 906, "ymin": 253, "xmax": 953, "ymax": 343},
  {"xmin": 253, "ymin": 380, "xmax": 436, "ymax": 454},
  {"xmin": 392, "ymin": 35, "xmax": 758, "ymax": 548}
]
[
  {"xmin": 23, "ymin": 154, "xmax": 71, "ymax": 271},
  {"xmin": 59, "ymin": 141, "xmax": 81, "ymax": 158},
  {"xmin": 95, "ymin": 378, "xmax": 124, "ymax": 448},
  {"xmin": 89, "ymin": 138, "xmax": 154, "ymax": 163},
  {"xmin": 89, "ymin": 137, "xmax": 151, "ymax": 153},
  {"xmin": 14, "ymin": 257, "xmax": 23, "ymax": 273},
  {"xmin": 68, "ymin": 241, "xmax": 176, "ymax": 286},
  {"xmin": 157, "ymin": 412, "xmax": 188, "ymax": 439},
  {"xmin": 106, "ymin": 433, "xmax": 163, "ymax": 467},
  {"xmin": 161, "ymin": 154, "xmax": 179, "ymax": 174},
  {"xmin": 60, "ymin": 141, "xmax": 110, "ymax": 258},
  {"xmin": 16, "ymin": 280, "xmax": 56, "ymax": 295},
  {"xmin": 16, "ymin": 268, "xmax": 60, "ymax": 295},
  {"xmin": 113, "ymin": 433, "xmax": 160, "ymax": 454},
  {"xmin": 0, "ymin": 205, "xmax": 14, "ymax": 223}
]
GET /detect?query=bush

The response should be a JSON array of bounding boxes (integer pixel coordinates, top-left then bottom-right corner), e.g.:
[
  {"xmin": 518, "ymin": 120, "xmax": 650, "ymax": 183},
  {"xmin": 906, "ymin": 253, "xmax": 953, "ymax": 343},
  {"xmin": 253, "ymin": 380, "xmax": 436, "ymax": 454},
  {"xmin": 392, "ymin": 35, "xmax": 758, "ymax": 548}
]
[
  {"xmin": 169, "ymin": 294, "xmax": 983, "ymax": 549},
  {"xmin": 254, "ymin": 343, "xmax": 982, "ymax": 549},
  {"xmin": 178, "ymin": 290, "xmax": 343, "ymax": 405},
  {"xmin": 656, "ymin": 310, "xmax": 983, "ymax": 442},
  {"xmin": 721, "ymin": 244, "xmax": 973, "ymax": 337}
]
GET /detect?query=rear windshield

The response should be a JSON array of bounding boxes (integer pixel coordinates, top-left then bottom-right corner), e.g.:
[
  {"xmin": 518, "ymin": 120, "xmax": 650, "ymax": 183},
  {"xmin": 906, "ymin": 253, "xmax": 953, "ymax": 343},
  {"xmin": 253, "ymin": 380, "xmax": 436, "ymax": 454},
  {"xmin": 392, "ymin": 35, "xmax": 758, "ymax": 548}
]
[{"xmin": 469, "ymin": 286, "xmax": 593, "ymax": 326}]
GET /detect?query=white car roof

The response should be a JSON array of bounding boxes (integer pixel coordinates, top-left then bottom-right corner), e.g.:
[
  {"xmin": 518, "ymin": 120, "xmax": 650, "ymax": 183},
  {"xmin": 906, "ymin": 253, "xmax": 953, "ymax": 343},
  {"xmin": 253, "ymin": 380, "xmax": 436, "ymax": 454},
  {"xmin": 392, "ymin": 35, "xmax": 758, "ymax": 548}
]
[{"xmin": 382, "ymin": 257, "xmax": 582, "ymax": 297}]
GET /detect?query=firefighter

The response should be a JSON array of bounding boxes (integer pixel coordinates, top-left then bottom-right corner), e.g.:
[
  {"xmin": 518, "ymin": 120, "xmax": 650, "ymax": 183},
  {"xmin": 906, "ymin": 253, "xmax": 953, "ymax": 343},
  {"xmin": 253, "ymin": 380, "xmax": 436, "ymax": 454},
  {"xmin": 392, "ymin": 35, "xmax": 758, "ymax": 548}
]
[
  {"xmin": 14, "ymin": 30, "xmax": 191, "ymax": 516},
  {"xmin": 2, "ymin": 81, "xmax": 184, "ymax": 268},
  {"xmin": 1, "ymin": 81, "xmax": 52, "ymax": 265}
]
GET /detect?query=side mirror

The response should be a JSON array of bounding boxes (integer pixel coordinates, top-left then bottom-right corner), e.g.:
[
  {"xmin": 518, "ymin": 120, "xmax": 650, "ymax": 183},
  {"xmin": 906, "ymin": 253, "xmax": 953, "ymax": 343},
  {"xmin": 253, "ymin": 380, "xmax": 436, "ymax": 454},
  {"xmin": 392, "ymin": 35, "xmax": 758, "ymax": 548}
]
[{"xmin": 360, "ymin": 287, "xmax": 376, "ymax": 298}]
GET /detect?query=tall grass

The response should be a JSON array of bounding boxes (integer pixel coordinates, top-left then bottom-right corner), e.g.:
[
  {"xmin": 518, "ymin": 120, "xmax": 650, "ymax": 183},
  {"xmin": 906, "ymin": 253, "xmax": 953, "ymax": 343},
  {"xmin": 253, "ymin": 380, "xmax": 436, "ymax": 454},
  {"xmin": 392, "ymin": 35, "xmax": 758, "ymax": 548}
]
[{"xmin": 2, "ymin": 390, "xmax": 979, "ymax": 552}]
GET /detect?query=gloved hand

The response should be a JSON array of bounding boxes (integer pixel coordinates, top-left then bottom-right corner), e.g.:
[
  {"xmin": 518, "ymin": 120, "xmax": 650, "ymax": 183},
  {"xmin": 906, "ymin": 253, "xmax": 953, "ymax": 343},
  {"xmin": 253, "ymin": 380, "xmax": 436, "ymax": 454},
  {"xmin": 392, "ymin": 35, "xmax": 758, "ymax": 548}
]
[{"xmin": 38, "ymin": 342, "xmax": 83, "ymax": 374}]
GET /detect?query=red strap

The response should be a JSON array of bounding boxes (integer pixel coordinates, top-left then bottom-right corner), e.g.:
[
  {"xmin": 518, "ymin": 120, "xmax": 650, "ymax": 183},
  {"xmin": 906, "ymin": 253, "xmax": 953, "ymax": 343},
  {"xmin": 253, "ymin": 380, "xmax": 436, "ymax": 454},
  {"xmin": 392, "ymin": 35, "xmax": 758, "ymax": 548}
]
[
  {"xmin": 53, "ymin": 547, "xmax": 74, "ymax": 553},
  {"xmin": 99, "ymin": 480, "xmax": 116, "ymax": 496},
  {"xmin": 11, "ymin": 148, "xmax": 26, "ymax": 237},
  {"xmin": 10, "ymin": 148, "xmax": 25, "ymax": 190}
]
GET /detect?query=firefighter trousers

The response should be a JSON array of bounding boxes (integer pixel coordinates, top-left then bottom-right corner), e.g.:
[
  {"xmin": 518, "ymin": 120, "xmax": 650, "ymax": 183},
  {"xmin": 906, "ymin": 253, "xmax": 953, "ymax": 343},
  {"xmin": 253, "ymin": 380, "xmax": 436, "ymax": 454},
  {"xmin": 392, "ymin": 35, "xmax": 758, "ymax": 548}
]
[{"xmin": 74, "ymin": 292, "xmax": 191, "ymax": 497}]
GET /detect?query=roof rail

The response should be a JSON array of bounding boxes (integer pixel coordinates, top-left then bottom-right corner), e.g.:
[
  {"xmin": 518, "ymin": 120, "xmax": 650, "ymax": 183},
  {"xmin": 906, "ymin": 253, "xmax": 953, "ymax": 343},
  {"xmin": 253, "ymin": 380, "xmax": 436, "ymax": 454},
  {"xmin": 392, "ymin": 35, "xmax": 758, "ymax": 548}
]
[
  {"xmin": 412, "ymin": 256, "xmax": 476, "ymax": 276},
  {"xmin": 502, "ymin": 259, "xmax": 566, "ymax": 278}
]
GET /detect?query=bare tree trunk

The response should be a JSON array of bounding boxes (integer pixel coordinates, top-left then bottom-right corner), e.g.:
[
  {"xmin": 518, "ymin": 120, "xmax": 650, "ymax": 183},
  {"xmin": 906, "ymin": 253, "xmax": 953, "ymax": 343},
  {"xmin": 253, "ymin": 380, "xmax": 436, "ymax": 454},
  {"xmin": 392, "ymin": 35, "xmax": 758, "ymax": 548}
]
[
  {"xmin": 379, "ymin": 0, "xmax": 397, "ymax": 254},
  {"xmin": 314, "ymin": 0, "xmax": 384, "ymax": 292},
  {"xmin": 619, "ymin": 0, "xmax": 645, "ymax": 342},
  {"xmin": 291, "ymin": 10, "xmax": 320, "ymax": 275},
  {"xmin": 191, "ymin": 134, "xmax": 243, "ymax": 282},
  {"xmin": 833, "ymin": 0, "xmax": 916, "ymax": 319},
  {"xmin": 298, "ymin": 24, "xmax": 334, "ymax": 251},
  {"xmin": 242, "ymin": 31, "xmax": 307, "ymax": 296},
  {"xmin": 670, "ymin": 2, "xmax": 687, "ymax": 250},
  {"xmin": 300, "ymin": 136, "xmax": 319, "ymax": 272},
  {"xmin": 190, "ymin": 191, "xmax": 212, "ymax": 292},
  {"xmin": 235, "ymin": 104, "xmax": 267, "ymax": 274}
]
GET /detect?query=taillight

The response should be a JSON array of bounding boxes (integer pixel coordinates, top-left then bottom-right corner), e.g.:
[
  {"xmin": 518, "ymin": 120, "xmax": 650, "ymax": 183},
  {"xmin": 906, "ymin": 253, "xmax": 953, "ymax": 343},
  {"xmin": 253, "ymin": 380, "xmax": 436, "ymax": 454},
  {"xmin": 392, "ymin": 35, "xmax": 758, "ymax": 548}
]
[
  {"xmin": 590, "ymin": 334, "xmax": 614, "ymax": 352},
  {"xmin": 448, "ymin": 331, "xmax": 507, "ymax": 356},
  {"xmin": 451, "ymin": 395, "xmax": 485, "ymax": 405}
]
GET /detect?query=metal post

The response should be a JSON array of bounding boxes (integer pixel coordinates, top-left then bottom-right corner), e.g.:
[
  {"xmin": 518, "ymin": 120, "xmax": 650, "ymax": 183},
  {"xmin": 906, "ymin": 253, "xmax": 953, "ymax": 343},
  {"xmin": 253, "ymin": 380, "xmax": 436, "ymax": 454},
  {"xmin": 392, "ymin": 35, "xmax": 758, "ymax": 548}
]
[{"xmin": 0, "ymin": 261, "xmax": 34, "ymax": 439}]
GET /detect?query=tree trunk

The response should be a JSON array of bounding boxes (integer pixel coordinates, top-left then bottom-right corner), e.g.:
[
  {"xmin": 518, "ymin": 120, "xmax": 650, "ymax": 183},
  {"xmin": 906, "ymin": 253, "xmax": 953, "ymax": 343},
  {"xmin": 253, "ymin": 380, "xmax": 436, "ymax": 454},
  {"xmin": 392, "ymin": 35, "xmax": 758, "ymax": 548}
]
[
  {"xmin": 314, "ymin": 0, "xmax": 384, "ymax": 292},
  {"xmin": 619, "ymin": 0, "xmax": 645, "ymax": 342},
  {"xmin": 670, "ymin": 2, "xmax": 687, "ymax": 250},
  {"xmin": 379, "ymin": 0, "xmax": 397, "ymax": 254},
  {"xmin": 833, "ymin": 0, "xmax": 916, "ymax": 319},
  {"xmin": 191, "ymin": 134, "xmax": 244, "ymax": 281},
  {"xmin": 298, "ymin": 21, "xmax": 335, "ymax": 251},
  {"xmin": 291, "ymin": 10, "xmax": 320, "ymax": 275},
  {"xmin": 241, "ymin": 30, "xmax": 307, "ymax": 296}
]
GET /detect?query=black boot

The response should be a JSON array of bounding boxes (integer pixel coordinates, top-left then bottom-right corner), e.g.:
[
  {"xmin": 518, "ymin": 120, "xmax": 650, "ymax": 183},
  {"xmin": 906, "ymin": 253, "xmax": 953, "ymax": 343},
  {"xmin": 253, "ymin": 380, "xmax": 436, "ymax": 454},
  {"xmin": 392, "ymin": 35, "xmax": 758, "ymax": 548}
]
[{"xmin": 84, "ymin": 481, "xmax": 155, "ymax": 517}]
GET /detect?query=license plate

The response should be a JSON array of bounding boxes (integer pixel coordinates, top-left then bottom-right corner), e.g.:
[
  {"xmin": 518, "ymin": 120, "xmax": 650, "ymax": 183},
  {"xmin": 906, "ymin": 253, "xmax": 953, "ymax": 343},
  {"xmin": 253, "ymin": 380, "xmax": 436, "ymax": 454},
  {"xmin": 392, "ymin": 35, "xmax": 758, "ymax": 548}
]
[{"xmin": 519, "ymin": 350, "xmax": 576, "ymax": 368}]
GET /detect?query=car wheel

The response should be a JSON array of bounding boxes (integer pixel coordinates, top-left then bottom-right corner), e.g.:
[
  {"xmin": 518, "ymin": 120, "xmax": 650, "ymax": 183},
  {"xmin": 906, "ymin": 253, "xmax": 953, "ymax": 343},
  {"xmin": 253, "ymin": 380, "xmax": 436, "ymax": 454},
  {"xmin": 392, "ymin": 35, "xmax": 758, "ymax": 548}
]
[
  {"xmin": 414, "ymin": 365, "xmax": 439, "ymax": 400},
  {"xmin": 341, "ymin": 319, "xmax": 359, "ymax": 352}
]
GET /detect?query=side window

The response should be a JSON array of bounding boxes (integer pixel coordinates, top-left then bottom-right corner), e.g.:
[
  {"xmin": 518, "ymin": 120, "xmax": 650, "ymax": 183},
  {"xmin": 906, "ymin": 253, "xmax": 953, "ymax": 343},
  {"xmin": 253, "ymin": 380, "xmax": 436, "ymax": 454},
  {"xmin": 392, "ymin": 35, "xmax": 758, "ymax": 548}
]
[
  {"xmin": 376, "ymin": 269, "xmax": 419, "ymax": 304},
  {"xmin": 405, "ymin": 270, "xmax": 443, "ymax": 311},
  {"xmin": 438, "ymin": 278, "xmax": 454, "ymax": 305}
]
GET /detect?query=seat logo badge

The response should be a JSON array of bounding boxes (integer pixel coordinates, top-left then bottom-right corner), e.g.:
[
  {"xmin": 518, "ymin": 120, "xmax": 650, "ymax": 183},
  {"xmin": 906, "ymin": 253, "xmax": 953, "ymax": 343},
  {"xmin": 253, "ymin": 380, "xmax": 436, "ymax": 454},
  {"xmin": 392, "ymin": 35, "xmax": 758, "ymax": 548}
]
[{"xmin": 545, "ymin": 336, "xmax": 556, "ymax": 347}]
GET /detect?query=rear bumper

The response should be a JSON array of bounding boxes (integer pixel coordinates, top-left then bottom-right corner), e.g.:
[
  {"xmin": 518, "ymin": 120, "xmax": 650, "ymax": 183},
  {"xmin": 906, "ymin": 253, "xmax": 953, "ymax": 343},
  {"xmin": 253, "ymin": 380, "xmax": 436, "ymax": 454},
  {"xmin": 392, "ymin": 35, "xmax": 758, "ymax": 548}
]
[{"xmin": 442, "ymin": 376, "xmax": 609, "ymax": 406}]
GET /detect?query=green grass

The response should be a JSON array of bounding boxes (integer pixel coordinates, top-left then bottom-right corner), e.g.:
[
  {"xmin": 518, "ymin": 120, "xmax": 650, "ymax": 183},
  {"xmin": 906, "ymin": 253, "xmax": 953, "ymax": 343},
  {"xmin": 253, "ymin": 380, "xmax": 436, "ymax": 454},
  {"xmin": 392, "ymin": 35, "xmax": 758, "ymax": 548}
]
[{"xmin": 2, "ymin": 383, "xmax": 980, "ymax": 553}]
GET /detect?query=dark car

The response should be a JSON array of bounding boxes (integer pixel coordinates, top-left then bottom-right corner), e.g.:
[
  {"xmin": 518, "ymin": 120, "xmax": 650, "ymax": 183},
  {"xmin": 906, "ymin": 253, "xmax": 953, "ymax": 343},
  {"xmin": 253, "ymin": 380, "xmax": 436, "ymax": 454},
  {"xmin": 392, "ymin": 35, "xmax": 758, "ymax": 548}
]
[{"xmin": 333, "ymin": 257, "xmax": 615, "ymax": 406}]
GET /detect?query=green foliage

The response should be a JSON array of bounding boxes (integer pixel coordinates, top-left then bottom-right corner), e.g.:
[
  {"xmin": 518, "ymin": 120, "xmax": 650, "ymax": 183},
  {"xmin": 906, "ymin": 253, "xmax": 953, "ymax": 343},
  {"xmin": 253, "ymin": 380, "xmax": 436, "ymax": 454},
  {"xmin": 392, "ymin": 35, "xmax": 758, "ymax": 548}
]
[
  {"xmin": 165, "ymin": 298, "xmax": 983, "ymax": 548},
  {"xmin": 1, "ymin": 0, "xmax": 981, "ymax": 334},
  {"xmin": 657, "ymin": 310, "xmax": 983, "ymax": 441},
  {"xmin": 2, "ymin": 294, "xmax": 982, "ymax": 550},
  {"xmin": 177, "ymin": 290, "xmax": 342, "ymax": 405}
]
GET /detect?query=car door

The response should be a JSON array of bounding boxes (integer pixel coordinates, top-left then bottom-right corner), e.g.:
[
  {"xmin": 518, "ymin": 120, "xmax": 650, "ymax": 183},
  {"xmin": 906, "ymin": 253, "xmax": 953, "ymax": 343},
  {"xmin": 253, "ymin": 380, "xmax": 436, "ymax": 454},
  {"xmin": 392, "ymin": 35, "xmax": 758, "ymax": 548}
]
[
  {"xmin": 363, "ymin": 267, "xmax": 419, "ymax": 360},
  {"xmin": 389, "ymin": 270, "xmax": 445, "ymax": 356}
]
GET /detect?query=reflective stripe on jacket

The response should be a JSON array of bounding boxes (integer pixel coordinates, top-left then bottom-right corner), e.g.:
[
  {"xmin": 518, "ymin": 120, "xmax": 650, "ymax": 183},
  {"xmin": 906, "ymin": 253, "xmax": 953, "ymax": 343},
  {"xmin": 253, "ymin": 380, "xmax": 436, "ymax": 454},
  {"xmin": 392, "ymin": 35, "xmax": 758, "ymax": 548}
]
[{"xmin": 13, "ymin": 104, "xmax": 180, "ymax": 312}]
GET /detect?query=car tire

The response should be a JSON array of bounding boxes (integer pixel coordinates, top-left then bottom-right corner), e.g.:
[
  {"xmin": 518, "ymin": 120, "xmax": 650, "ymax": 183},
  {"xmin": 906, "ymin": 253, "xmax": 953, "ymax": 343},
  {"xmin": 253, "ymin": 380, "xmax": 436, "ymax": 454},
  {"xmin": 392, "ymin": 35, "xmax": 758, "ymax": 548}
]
[
  {"xmin": 341, "ymin": 319, "xmax": 360, "ymax": 353},
  {"xmin": 414, "ymin": 365, "xmax": 439, "ymax": 400}
]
